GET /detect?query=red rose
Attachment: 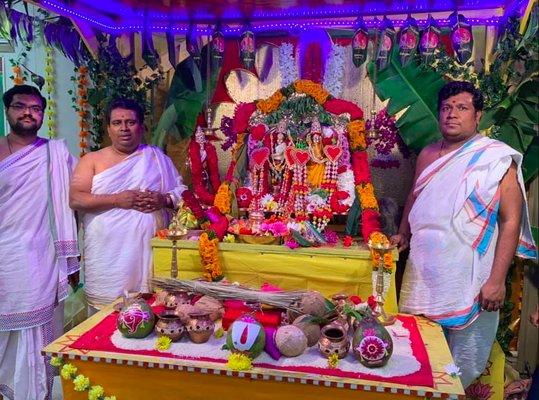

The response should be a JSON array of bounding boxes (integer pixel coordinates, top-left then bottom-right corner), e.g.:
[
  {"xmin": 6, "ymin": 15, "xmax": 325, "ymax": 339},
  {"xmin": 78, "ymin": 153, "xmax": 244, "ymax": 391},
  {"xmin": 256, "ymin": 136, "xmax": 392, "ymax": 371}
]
[
  {"xmin": 236, "ymin": 187, "xmax": 253, "ymax": 208},
  {"xmin": 349, "ymin": 295, "xmax": 362, "ymax": 305}
]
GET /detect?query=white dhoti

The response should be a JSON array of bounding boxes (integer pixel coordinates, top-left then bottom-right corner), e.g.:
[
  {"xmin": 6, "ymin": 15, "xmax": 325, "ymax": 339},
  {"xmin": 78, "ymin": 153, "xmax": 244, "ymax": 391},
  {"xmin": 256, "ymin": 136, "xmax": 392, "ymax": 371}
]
[
  {"xmin": 399, "ymin": 136, "xmax": 536, "ymax": 387},
  {"xmin": 0, "ymin": 139, "xmax": 79, "ymax": 400},
  {"xmin": 83, "ymin": 144, "xmax": 185, "ymax": 309}
]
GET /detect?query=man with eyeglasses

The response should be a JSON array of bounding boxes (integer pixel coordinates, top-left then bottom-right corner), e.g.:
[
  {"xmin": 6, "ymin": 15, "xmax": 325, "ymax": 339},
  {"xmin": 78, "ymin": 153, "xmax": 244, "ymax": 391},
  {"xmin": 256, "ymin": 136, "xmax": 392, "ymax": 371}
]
[{"xmin": 0, "ymin": 84, "xmax": 79, "ymax": 400}]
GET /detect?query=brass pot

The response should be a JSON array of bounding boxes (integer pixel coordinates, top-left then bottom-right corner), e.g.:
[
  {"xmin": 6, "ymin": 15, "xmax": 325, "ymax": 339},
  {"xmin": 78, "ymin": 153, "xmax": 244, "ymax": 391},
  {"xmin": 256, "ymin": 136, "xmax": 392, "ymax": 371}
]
[
  {"xmin": 186, "ymin": 312, "xmax": 215, "ymax": 344},
  {"xmin": 164, "ymin": 290, "xmax": 191, "ymax": 310},
  {"xmin": 318, "ymin": 324, "xmax": 350, "ymax": 359},
  {"xmin": 155, "ymin": 313, "xmax": 185, "ymax": 342}
]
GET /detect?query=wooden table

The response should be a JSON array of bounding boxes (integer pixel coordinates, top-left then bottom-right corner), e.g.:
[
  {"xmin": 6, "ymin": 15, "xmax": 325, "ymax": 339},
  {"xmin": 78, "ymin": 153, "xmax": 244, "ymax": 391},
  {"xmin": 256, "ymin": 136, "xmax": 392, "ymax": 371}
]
[
  {"xmin": 43, "ymin": 302, "xmax": 465, "ymax": 400},
  {"xmin": 151, "ymin": 238, "xmax": 399, "ymax": 313}
]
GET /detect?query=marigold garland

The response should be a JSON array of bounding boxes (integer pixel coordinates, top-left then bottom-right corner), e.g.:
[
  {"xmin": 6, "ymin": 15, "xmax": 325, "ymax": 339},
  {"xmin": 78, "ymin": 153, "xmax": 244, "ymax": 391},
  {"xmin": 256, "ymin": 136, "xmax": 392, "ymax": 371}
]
[
  {"xmin": 51, "ymin": 356, "xmax": 116, "ymax": 399},
  {"xmin": 214, "ymin": 182, "xmax": 231, "ymax": 214},
  {"xmin": 256, "ymin": 90, "xmax": 284, "ymax": 114},
  {"xmin": 348, "ymin": 120, "xmax": 367, "ymax": 151},
  {"xmin": 293, "ymin": 80, "xmax": 329, "ymax": 104},
  {"xmin": 76, "ymin": 65, "xmax": 90, "ymax": 157},
  {"xmin": 199, "ymin": 232, "xmax": 224, "ymax": 281},
  {"xmin": 11, "ymin": 64, "xmax": 25, "ymax": 85},
  {"xmin": 356, "ymin": 183, "xmax": 379, "ymax": 211}
]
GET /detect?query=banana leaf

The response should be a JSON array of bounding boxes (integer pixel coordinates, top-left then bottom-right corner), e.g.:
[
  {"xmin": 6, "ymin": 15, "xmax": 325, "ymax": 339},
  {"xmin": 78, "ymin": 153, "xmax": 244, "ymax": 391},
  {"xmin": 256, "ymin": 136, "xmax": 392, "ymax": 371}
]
[
  {"xmin": 479, "ymin": 77, "xmax": 539, "ymax": 182},
  {"xmin": 521, "ymin": 135, "xmax": 539, "ymax": 183},
  {"xmin": 368, "ymin": 47, "xmax": 446, "ymax": 152},
  {"xmin": 151, "ymin": 45, "xmax": 221, "ymax": 147},
  {"xmin": 0, "ymin": 2, "xmax": 11, "ymax": 41}
]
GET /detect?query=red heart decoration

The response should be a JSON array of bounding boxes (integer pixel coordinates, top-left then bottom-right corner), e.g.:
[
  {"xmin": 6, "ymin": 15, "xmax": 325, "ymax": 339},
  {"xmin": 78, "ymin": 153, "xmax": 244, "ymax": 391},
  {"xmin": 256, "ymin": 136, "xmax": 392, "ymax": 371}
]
[
  {"xmin": 294, "ymin": 150, "xmax": 310, "ymax": 165},
  {"xmin": 324, "ymin": 145, "xmax": 342, "ymax": 162},
  {"xmin": 251, "ymin": 147, "xmax": 270, "ymax": 167},
  {"xmin": 285, "ymin": 147, "xmax": 296, "ymax": 166}
]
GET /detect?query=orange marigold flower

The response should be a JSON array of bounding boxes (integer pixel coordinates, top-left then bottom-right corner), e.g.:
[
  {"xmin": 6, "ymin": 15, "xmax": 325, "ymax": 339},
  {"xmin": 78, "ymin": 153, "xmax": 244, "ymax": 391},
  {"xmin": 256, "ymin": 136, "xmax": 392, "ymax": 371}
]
[{"xmin": 356, "ymin": 183, "xmax": 378, "ymax": 210}]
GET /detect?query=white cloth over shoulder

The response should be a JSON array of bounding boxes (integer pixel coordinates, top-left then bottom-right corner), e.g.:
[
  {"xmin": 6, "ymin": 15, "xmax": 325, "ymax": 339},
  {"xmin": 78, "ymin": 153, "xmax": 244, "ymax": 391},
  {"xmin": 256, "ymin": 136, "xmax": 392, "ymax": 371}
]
[
  {"xmin": 83, "ymin": 144, "xmax": 186, "ymax": 308},
  {"xmin": 0, "ymin": 138, "xmax": 78, "ymax": 400},
  {"xmin": 0, "ymin": 138, "xmax": 79, "ymax": 331},
  {"xmin": 399, "ymin": 136, "xmax": 536, "ymax": 329}
]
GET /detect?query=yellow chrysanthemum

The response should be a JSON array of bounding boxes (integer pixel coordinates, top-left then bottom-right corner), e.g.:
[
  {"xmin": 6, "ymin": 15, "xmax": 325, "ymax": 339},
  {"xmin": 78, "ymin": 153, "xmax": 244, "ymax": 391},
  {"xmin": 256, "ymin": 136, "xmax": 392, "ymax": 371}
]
[
  {"xmin": 155, "ymin": 336, "xmax": 172, "ymax": 352},
  {"xmin": 227, "ymin": 353, "xmax": 253, "ymax": 371},
  {"xmin": 327, "ymin": 353, "xmax": 339, "ymax": 369},
  {"xmin": 50, "ymin": 356, "xmax": 63, "ymax": 368},
  {"xmin": 73, "ymin": 374, "xmax": 90, "ymax": 391},
  {"xmin": 88, "ymin": 385, "xmax": 105, "ymax": 400},
  {"xmin": 60, "ymin": 363, "xmax": 77, "ymax": 380}
]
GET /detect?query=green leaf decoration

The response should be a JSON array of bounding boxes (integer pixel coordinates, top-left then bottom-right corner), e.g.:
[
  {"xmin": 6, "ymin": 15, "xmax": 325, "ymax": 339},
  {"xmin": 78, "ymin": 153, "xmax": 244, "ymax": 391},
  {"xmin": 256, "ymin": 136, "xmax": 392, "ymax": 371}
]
[
  {"xmin": 368, "ymin": 47, "xmax": 446, "ymax": 152},
  {"xmin": 479, "ymin": 77, "xmax": 539, "ymax": 182},
  {"xmin": 156, "ymin": 46, "xmax": 221, "ymax": 144},
  {"xmin": 152, "ymin": 104, "xmax": 178, "ymax": 147},
  {"xmin": 521, "ymin": 135, "xmax": 539, "ymax": 184},
  {"xmin": 0, "ymin": 3, "xmax": 12, "ymax": 41}
]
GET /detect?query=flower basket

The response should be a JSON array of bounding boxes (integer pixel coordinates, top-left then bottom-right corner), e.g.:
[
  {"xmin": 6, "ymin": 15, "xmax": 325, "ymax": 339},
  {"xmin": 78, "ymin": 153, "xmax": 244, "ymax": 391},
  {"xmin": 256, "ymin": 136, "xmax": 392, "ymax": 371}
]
[{"xmin": 236, "ymin": 234, "xmax": 282, "ymax": 245}]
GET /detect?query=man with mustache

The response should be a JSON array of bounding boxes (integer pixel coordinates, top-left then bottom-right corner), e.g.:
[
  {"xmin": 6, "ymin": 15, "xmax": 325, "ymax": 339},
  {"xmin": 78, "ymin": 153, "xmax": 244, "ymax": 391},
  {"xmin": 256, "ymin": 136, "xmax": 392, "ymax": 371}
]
[
  {"xmin": 69, "ymin": 98, "xmax": 186, "ymax": 314},
  {"xmin": 392, "ymin": 81, "xmax": 537, "ymax": 389},
  {"xmin": 0, "ymin": 85, "xmax": 79, "ymax": 400}
]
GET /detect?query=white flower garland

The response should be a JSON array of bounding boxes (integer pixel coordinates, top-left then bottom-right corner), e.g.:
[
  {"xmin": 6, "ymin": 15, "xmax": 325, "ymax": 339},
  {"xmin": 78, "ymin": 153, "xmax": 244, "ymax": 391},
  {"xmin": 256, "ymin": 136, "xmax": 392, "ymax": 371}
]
[
  {"xmin": 323, "ymin": 44, "xmax": 346, "ymax": 98},
  {"xmin": 278, "ymin": 43, "xmax": 298, "ymax": 87}
]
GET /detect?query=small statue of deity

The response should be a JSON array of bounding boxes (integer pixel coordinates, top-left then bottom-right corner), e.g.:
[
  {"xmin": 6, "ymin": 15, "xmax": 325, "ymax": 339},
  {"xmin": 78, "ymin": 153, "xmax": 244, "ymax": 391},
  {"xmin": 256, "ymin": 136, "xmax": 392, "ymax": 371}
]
[{"xmin": 307, "ymin": 117, "xmax": 326, "ymax": 164}]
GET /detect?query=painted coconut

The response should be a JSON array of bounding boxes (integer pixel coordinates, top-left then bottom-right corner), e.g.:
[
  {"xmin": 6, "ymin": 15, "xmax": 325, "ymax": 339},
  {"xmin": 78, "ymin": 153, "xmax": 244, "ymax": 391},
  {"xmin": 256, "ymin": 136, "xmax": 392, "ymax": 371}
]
[
  {"xmin": 352, "ymin": 313, "xmax": 393, "ymax": 368},
  {"xmin": 226, "ymin": 314, "xmax": 266, "ymax": 359},
  {"xmin": 117, "ymin": 300, "xmax": 155, "ymax": 339}
]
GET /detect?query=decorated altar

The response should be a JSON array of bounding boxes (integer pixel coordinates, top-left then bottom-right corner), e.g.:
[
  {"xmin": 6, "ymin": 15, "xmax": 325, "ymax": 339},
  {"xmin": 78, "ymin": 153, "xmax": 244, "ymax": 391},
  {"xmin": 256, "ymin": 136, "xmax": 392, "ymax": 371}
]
[
  {"xmin": 151, "ymin": 238, "xmax": 399, "ymax": 312},
  {"xmin": 44, "ymin": 298, "xmax": 465, "ymax": 400}
]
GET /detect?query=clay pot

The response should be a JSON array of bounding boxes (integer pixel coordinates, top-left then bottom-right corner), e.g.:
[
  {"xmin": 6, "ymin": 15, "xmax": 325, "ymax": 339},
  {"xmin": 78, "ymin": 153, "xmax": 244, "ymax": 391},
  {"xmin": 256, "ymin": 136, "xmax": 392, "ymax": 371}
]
[
  {"xmin": 186, "ymin": 312, "xmax": 215, "ymax": 344},
  {"xmin": 318, "ymin": 324, "xmax": 349, "ymax": 359},
  {"xmin": 155, "ymin": 313, "xmax": 185, "ymax": 342},
  {"xmin": 164, "ymin": 291, "xmax": 191, "ymax": 310}
]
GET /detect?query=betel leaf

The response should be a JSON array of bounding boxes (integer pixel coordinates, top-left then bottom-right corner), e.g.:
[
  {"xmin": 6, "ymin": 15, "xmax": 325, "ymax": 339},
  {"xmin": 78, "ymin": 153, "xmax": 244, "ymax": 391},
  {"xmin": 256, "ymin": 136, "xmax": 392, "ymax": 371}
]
[{"xmin": 368, "ymin": 46, "xmax": 446, "ymax": 152}]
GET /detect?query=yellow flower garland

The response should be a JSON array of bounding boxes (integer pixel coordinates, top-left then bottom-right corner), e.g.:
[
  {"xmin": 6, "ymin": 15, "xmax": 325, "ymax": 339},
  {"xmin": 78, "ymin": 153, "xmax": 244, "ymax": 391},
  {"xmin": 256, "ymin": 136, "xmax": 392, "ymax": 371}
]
[
  {"xmin": 51, "ymin": 356, "xmax": 116, "ymax": 400},
  {"xmin": 214, "ymin": 182, "xmax": 231, "ymax": 214},
  {"xmin": 356, "ymin": 183, "xmax": 379, "ymax": 211},
  {"xmin": 45, "ymin": 47, "xmax": 56, "ymax": 138},
  {"xmin": 199, "ymin": 232, "xmax": 224, "ymax": 281},
  {"xmin": 347, "ymin": 120, "xmax": 367, "ymax": 151}
]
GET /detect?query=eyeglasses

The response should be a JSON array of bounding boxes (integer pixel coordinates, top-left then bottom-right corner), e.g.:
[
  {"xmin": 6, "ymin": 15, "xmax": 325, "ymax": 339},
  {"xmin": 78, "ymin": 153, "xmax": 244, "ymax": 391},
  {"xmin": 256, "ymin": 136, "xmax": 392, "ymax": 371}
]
[{"xmin": 9, "ymin": 104, "xmax": 44, "ymax": 114}]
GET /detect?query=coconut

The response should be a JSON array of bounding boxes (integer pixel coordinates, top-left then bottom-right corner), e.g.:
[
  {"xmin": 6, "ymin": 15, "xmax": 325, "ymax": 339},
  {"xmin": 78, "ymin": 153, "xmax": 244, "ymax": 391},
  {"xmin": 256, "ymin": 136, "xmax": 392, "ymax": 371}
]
[
  {"xmin": 174, "ymin": 303, "xmax": 198, "ymax": 324},
  {"xmin": 275, "ymin": 325, "xmax": 307, "ymax": 357},
  {"xmin": 299, "ymin": 291, "xmax": 327, "ymax": 317},
  {"xmin": 293, "ymin": 314, "xmax": 321, "ymax": 347},
  {"xmin": 193, "ymin": 295, "xmax": 224, "ymax": 321},
  {"xmin": 226, "ymin": 314, "xmax": 266, "ymax": 359}
]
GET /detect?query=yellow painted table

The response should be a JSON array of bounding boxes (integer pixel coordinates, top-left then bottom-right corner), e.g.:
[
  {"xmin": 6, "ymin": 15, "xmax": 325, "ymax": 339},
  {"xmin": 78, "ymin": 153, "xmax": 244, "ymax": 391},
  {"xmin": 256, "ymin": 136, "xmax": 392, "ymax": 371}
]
[
  {"xmin": 43, "ymin": 302, "xmax": 465, "ymax": 400},
  {"xmin": 151, "ymin": 238, "xmax": 398, "ymax": 313}
]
